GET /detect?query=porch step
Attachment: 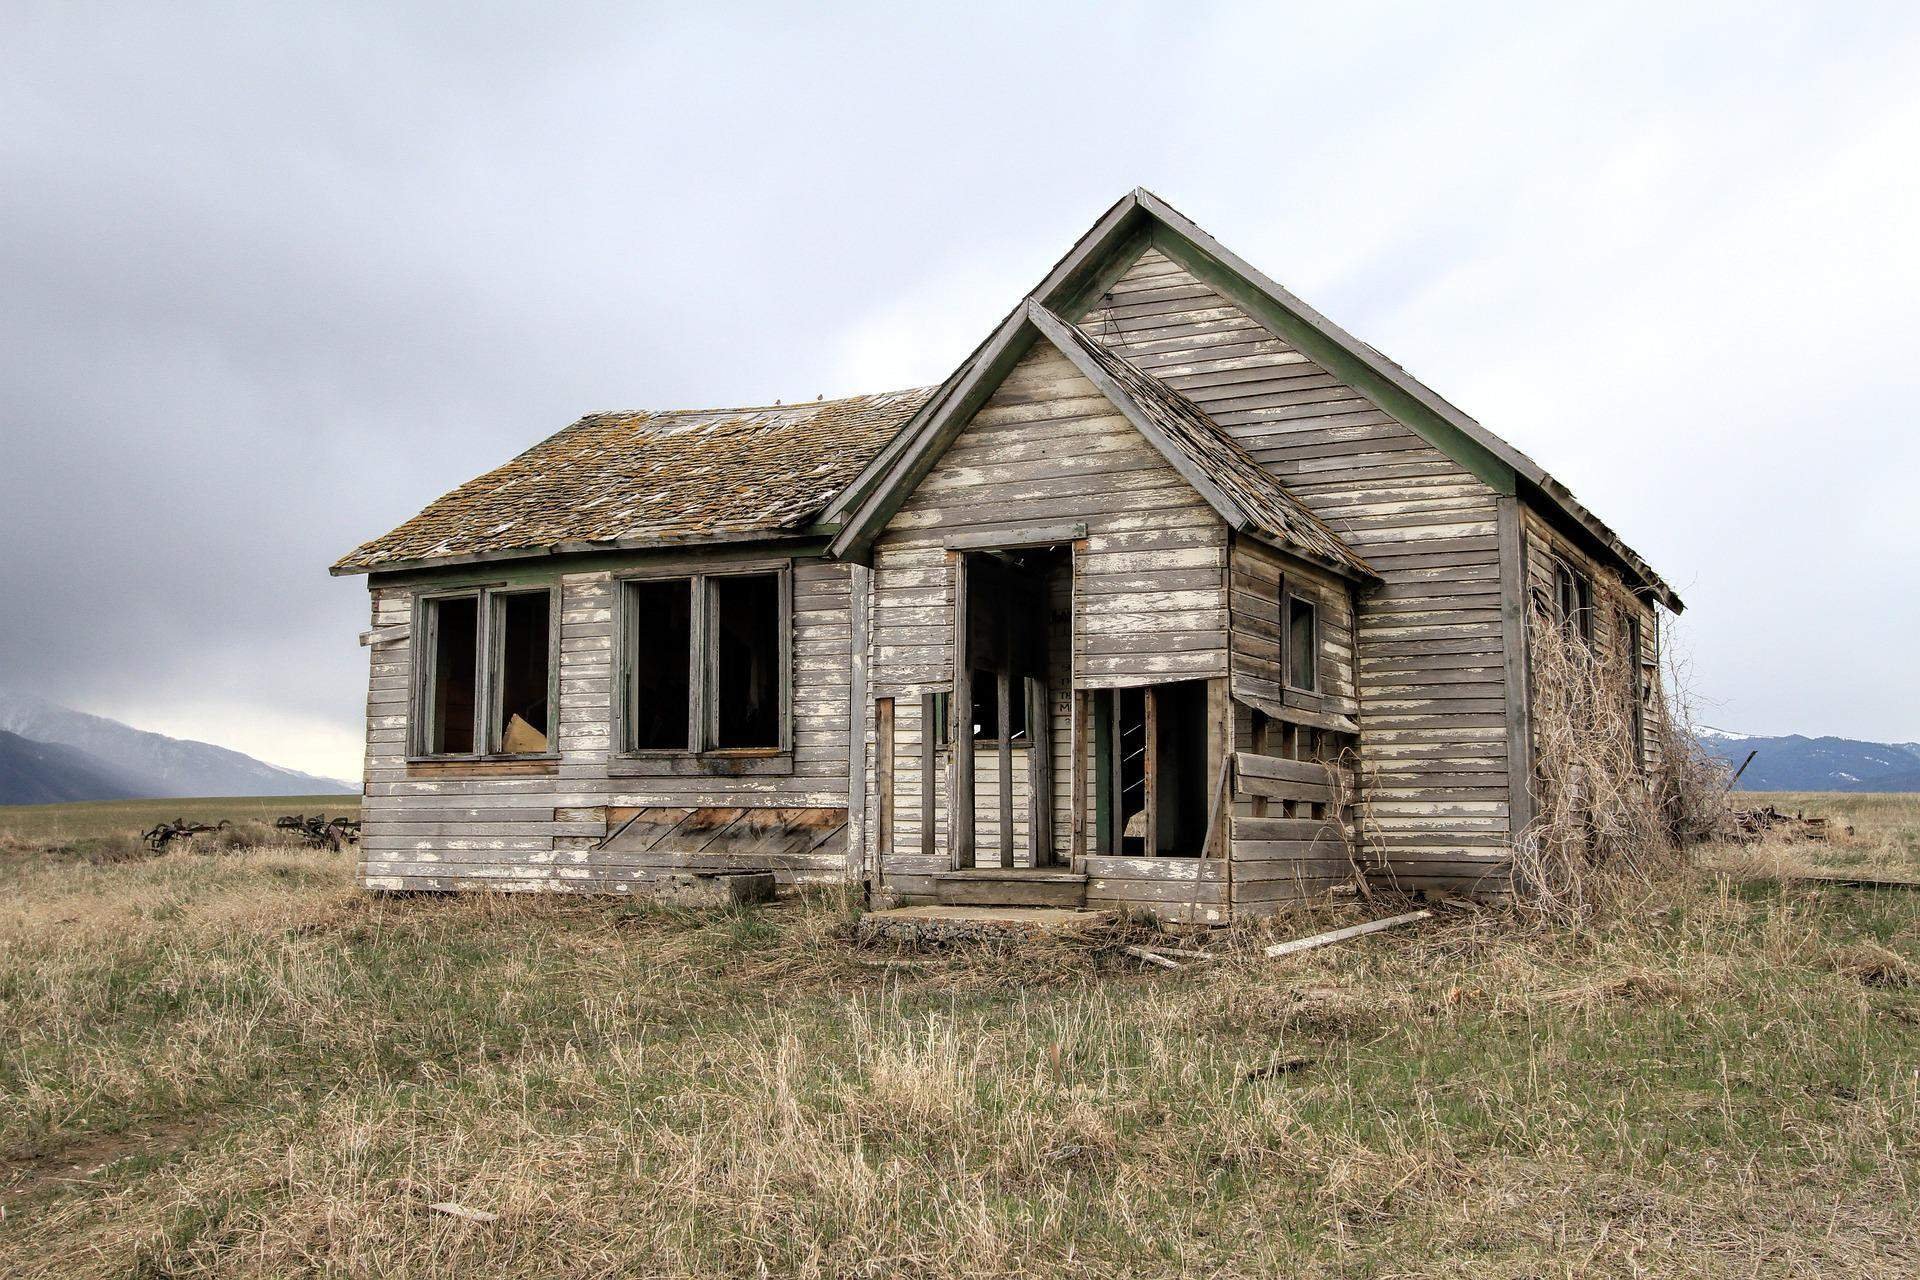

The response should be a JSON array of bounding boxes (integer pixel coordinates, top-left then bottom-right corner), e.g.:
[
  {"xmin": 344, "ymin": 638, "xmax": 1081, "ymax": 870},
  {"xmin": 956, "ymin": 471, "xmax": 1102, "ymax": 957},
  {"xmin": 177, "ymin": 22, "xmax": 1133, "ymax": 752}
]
[{"xmin": 930, "ymin": 868, "xmax": 1087, "ymax": 909}]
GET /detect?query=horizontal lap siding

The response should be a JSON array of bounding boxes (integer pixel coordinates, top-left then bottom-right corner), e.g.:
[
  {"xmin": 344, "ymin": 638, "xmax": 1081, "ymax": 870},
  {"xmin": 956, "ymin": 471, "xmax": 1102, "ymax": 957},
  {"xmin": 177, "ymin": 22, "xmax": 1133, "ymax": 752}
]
[
  {"xmin": 1083, "ymin": 248, "xmax": 1514, "ymax": 888},
  {"xmin": 359, "ymin": 558, "xmax": 857, "ymax": 892},
  {"xmin": 865, "ymin": 341, "xmax": 1229, "ymax": 891},
  {"xmin": 1229, "ymin": 536, "xmax": 1357, "ymax": 718}
]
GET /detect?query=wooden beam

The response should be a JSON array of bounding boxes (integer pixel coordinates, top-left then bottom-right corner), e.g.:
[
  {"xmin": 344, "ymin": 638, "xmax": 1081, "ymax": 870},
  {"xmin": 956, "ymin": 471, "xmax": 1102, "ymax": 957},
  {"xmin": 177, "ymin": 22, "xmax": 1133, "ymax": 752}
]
[
  {"xmin": 1027, "ymin": 674, "xmax": 1052, "ymax": 867},
  {"xmin": 997, "ymin": 665, "xmax": 1014, "ymax": 869},
  {"xmin": 1496, "ymin": 495, "xmax": 1536, "ymax": 840},
  {"xmin": 875, "ymin": 696, "xmax": 895, "ymax": 891},
  {"xmin": 951, "ymin": 553, "xmax": 974, "ymax": 870},
  {"xmin": 1143, "ymin": 686, "xmax": 1159, "ymax": 857},
  {"xmin": 1070, "ymin": 687, "xmax": 1088, "ymax": 867},
  {"xmin": 919, "ymin": 692, "xmax": 937, "ymax": 865}
]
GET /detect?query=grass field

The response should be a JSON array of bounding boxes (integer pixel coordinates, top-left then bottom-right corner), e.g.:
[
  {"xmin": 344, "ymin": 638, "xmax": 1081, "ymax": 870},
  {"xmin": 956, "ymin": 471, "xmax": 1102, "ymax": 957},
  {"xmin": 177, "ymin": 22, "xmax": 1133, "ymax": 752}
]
[
  {"xmin": 1, "ymin": 795, "xmax": 1916, "ymax": 1277},
  {"xmin": 0, "ymin": 795, "xmax": 360, "ymax": 844}
]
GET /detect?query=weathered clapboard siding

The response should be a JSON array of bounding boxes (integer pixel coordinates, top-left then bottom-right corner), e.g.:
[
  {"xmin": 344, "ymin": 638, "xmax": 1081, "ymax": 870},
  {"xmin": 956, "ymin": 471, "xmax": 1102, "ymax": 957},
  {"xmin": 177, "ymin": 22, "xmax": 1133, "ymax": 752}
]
[
  {"xmin": 1228, "ymin": 534, "xmax": 1357, "ymax": 718},
  {"xmin": 1082, "ymin": 247, "xmax": 1515, "ymax": 888},
  {"xmin": 865, "ymin": 341, "xmax": 1231, "ymax": 897},
  {"xmin": 358, "ymin": 553, "xmax": 860, "ymax": 892}
]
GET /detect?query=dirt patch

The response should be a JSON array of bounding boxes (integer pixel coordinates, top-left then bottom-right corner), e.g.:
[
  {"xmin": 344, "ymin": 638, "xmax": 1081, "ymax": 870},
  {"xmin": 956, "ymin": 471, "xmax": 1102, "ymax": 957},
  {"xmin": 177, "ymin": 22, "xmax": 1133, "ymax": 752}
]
[{"xmin": 1, "ymin": 1116, "xmax": 211, "ymax": 1209}]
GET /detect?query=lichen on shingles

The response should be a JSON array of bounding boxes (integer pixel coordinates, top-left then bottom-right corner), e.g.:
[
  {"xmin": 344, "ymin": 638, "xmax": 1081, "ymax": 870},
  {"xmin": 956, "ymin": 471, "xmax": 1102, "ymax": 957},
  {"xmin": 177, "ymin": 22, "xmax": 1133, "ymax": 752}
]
[{"xmin": 333, "ymin": 389, "xmax": 933, "ymax": 573}]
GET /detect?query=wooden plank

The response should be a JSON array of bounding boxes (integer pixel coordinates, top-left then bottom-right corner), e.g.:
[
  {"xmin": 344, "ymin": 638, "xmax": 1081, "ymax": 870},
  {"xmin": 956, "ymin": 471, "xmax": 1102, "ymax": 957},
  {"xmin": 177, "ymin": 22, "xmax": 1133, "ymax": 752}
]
[
  {"xmin": 1264, "ymin": 910, "xmax": 1433, "ymax": 959},
  {"xmin": 951, "ymin": 553, "xmax": 973, "ymax": 870},
  {"xmin": 1496, "ymin": 494, "xmax": 1534, "ymax": 836},
  {"xmin": 1235, "ymin": 751, "xmax": 1350, "ymax": 789},
  {"xmin": 1236, "ymin": 771, "xmax": 1335, "ymax": 806},
  {"xmin": 875, "ymin": 697, "xmax": 894, "ymax": 888},
  {"xmin": 919, "ymin": 692, "xmax": 937, "ymax": 864},
  {"xmin": 998, "ymin": 664, "xmax": 1014, "ymax": 869},
  {"xmin": 1143, "ymin": 685, "xmax": 1159, "ymax": 857}
]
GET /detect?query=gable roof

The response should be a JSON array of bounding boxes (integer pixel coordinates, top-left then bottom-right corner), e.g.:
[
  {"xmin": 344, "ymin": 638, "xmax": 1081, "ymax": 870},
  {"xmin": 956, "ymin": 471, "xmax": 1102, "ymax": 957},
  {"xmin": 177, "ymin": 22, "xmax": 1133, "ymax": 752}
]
[
  {"xmin": 824, "ymin": 189, "xmax": 1681, "ymax": 611},
  {"xmin": 1029, "ymin": 308, "xmax": 1374, "ymax": 580},
  {"xmin": 332, "ymin": 389, "xmax": 931, "ymax": 576}
]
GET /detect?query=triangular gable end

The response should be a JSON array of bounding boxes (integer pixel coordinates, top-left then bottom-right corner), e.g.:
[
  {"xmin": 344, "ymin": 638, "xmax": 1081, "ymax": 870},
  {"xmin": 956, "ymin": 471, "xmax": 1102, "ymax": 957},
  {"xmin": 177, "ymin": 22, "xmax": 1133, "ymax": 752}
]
[
  {"xmin": 827, "ymin": 301, "xmax": 1373, "ymax": 582},
  {"xmin": 822, "ymin": 190, "xmax": 1679, "ymax": 611}
]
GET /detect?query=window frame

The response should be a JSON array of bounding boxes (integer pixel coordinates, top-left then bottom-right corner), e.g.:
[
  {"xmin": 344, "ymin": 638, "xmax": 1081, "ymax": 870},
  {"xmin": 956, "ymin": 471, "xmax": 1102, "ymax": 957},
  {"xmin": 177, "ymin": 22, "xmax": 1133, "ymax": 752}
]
[
  {"xmin": 1551, "ymin": 558, "xmax": 1593, "ymax": 641},
  {"xmin": 1281, "ymin": 588, "xmax": 1321, "ymax": 695},
  {"xmin": 614, "ymin": 561, "xmax": 793, "ymax": 761},
  {"xmin": 409, "ymin": 583, "xmax": 561, "ymax": 762}
]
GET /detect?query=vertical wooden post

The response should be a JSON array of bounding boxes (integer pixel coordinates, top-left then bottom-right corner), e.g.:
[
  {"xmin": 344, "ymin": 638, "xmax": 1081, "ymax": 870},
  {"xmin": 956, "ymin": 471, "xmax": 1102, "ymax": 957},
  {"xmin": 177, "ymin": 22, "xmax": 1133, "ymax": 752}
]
[
  {"xmin": 997, "ymin": 665, "xmax": 1014, "ymax": 868},
  {"xmin": 1143, "ymin": 686, "xmax": 1159, "ymax": 857},
  {"xmin": 846, "ymin": 564, "xmax": 870, "ymax": 883},
  {"xmin": 1027, "ymin": 675, "xmax": 1051, "ymax": 867},
  {"xmin": 1103, "ymin": 691, "xmax": 1121, "ymax": 854},
  {"xmin": 874, "ymin": 696, "xmax": 894, "ymax": 891},
  {"xmin": 919, "ymin": 692, "xmax": 937, "ymax": 865},
  {"xmin": 950, "ymin": 553, "xmax": 974, "ymax": 870},
  {"xmin": 1070, "ymin": 687, "xmax": 1088, "ymax": 867}
]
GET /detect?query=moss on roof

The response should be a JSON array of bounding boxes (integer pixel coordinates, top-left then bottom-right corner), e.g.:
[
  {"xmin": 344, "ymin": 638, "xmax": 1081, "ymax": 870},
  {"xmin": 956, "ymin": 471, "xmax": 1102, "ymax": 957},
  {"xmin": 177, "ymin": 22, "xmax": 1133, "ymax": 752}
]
[{"xmin": 332, "ymin": 389, "xmax": 933, "ymax": 574}]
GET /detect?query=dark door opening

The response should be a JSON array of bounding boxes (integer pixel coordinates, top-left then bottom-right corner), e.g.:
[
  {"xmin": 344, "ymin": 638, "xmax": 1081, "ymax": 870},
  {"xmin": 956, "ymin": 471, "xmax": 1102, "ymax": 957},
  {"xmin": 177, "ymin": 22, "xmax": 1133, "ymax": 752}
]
[{"xmin": 1096, "ymin": 679, "xmax": 1209, "ymax": 857}]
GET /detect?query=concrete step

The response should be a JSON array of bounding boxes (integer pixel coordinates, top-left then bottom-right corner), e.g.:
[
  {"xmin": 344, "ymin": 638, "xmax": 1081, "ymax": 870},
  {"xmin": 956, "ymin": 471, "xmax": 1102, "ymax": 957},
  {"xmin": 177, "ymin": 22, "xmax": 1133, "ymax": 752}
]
[{"xmin": 930, "ymin": 868, "xmax": 1087, "ymax": 909}]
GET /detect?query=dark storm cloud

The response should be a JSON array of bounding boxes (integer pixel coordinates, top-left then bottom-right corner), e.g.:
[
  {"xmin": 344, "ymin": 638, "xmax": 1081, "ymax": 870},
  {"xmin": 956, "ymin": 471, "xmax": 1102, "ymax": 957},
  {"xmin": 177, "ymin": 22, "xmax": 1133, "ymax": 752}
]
[{"xmin": 3, "ymin": 2, "xmax": 1917, "ymax": 774}]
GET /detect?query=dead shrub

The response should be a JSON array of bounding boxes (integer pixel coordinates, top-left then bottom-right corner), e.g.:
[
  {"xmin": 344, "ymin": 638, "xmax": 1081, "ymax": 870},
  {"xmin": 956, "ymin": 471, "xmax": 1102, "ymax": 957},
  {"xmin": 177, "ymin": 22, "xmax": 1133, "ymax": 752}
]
[
  {"xmin": 1513, "ymin": 605, "xmax": 1729, "ymax": 923},
  {"xmin": 208, "ymin": 820, "xmax": 290, "ymax": 852}
]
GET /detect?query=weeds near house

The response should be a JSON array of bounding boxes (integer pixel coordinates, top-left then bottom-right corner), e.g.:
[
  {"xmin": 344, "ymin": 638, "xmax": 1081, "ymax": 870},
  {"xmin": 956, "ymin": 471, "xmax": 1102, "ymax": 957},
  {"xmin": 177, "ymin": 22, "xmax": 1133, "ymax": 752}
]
[{"xmin": 0, "ymin": 799, "xmax": 1916, "ymax": 1276}]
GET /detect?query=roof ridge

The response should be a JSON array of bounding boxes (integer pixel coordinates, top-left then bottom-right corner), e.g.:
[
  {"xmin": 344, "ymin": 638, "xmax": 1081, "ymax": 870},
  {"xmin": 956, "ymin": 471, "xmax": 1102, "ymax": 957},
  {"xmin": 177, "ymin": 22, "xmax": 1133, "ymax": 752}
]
[{"xmin": 573, "ymin": 385, "xmax": 935, "ymax": 421}]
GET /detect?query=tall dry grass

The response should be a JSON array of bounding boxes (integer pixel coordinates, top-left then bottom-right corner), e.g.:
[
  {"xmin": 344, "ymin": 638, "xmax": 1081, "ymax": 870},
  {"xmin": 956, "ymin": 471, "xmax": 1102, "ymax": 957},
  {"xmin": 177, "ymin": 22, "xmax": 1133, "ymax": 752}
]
[
  {"xmin": 1, "ymin": 822, "xmax": 1917, "ymax": 1277},
  {"xmin": 1512, "ymin": 605, "xmax": 1730, "ymax": 922}
]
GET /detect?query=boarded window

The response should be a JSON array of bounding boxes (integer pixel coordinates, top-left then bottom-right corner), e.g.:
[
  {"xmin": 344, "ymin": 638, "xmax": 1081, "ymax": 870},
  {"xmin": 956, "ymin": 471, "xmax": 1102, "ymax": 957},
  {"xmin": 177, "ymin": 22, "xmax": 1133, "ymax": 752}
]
[
  {"xmin": 493, "ymin": 591, "xmax": 551, "ymax": 754},
  {"xmin": 1286, "ymin": 595, "xmax": 1318, "ymax": 692},
  {"xmin": 424, "ymin": 595, "xmax": 478, "ymax": 755},
  {"xmin": 711, "ymin": 572, "xmax": 781, "ymax": 749},
  {"xmin": 626, "ymin": 578, "xmax": 693, "ymax": 750}
]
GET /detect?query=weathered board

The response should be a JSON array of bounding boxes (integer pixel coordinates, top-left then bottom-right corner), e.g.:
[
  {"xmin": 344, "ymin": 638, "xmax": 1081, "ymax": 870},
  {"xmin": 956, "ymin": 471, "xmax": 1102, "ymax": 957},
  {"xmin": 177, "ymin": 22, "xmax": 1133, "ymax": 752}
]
[
  {"xmin": 359, "ymin": 555, "xmax": 860, "ymax": 891},
  {"xmin": 1080, "ymin": 247, "xmax": 1516, "ymax": 889}
]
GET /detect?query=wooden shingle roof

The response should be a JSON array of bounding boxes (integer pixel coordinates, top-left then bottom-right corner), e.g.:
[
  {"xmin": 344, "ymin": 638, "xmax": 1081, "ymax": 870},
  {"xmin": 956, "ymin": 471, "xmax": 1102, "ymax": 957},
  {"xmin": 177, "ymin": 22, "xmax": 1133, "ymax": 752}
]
[
  {"xmin": 332, "ymin": 389, "xmax": 932, "ymax": 574},
  {"xmin": 1034, "ymin": 309, "xmax": 1375, "ymax": 580}
]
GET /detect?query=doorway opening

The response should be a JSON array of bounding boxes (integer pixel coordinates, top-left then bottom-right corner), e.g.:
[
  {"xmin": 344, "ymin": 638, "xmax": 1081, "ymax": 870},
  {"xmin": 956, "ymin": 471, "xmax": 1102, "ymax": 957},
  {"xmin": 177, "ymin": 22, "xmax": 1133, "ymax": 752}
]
[{"xmin": 1094, "ymin": 679, "xmax": 1209, "ymax": 857}]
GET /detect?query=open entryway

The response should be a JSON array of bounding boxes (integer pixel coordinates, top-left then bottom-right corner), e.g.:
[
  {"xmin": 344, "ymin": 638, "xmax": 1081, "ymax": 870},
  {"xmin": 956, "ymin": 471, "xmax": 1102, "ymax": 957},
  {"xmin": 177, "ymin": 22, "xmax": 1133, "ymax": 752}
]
[{"xmin": 930, "ymin": 544, "xmax": 1076, "ymax": 906}]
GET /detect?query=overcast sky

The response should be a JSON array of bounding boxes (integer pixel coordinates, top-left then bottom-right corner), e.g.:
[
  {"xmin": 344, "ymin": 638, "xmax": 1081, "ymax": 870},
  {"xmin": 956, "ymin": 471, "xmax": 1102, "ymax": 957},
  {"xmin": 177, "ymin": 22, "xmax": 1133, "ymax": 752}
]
[{"xmin": 3, "ymin": 1, "xmax": 1917, "ymax": 780}]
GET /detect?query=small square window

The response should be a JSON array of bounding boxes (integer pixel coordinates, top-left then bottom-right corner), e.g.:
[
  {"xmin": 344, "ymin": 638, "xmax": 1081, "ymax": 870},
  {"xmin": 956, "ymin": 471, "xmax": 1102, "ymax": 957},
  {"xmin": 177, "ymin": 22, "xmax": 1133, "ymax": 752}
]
[{"xmin": 1285, "ymin": 594, "xmax": 1318, "ymax": 693}]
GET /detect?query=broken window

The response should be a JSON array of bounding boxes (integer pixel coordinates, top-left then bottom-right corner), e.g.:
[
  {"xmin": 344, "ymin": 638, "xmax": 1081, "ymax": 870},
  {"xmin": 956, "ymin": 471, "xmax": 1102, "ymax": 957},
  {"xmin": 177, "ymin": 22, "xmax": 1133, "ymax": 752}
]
[
  {"xmin": 969, "ymin": 669, "xmax": 1028, "ymax": 743},
  {"xmin": 1552, "ymin": 560, "xmax": 1592, "ymax": 640},
  {"xmin": 492, "ymin": 590, "xmax": 552, "ymax": 754},
  {"xmin": 415, "ymin": 586, "xmax": 555, "ymax": 758},
  {"xmin": 626, "ymin": 578, "xmax": 693, "ymax": 750},
  {"xmin": 619, "ymin": 568, "xmax": 787, "ymax": 755},
  {"xmin": 1624, "ymin": 608, "xmax": 1647, "ymax": 765},
  {"xmin": 711, "ymin": 572, "xmax": 781, "ymax": 749},
  {"xmin": 424, "ymin": 594, "xmax": 479, "ymax": 755},
  {"xmin": 1285, "ymin": 594, "xmax": 1319, "ymax": 692}
]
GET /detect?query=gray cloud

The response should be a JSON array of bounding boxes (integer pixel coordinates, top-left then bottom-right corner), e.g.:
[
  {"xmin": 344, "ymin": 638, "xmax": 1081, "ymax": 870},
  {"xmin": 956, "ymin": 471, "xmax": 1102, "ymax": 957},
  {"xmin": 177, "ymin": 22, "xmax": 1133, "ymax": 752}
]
[{"xmin": 3, "ymin": 1, "xmax": 1916, "ymax": 776}]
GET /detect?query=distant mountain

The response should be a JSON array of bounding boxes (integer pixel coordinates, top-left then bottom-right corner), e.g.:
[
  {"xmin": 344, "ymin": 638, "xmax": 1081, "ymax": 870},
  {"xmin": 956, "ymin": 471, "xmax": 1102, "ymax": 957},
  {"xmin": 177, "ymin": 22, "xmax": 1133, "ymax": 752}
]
[
  {"xmin": 0, "ymin": 691, "xmax": 354, "ymax": 803},
  {"xmin": 0, "ymin": 730, "xmax": 150, "ymax": 805},
  {"xmin": 1698, "ymin": 728, "xmax": 1920, "ymax": 792}
]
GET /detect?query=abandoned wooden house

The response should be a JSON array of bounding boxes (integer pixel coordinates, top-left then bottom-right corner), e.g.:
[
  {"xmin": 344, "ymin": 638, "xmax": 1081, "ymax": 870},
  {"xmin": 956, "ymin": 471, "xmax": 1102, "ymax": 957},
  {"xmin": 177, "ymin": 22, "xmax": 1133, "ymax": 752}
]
[{"xmin": 333, "ymin": 190, "xmax": 1682, "ymax": 922}]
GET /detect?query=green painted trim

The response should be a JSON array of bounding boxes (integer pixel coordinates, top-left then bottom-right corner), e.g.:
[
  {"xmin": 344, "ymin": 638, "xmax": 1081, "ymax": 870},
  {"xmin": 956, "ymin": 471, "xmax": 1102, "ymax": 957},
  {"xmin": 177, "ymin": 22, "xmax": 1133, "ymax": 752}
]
[
  {"xmin": 1051, "ymin": 223, "xmax": 1155, "ymax": 321},
  {"xmin": 1150, "ymin": 227, "xmax": 1518, "ymax": 497}
]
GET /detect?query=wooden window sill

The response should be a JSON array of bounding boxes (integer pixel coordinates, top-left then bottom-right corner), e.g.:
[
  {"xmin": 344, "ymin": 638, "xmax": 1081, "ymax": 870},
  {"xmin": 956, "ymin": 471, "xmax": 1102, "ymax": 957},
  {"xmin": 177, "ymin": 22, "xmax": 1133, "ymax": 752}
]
[
  {"xmin": 406, "ymin": 757, "xmax": 560, "ymax": 779},
  {"xmin": 607, "ymin": 751, "xmax": 794, "ymax": 779}
]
